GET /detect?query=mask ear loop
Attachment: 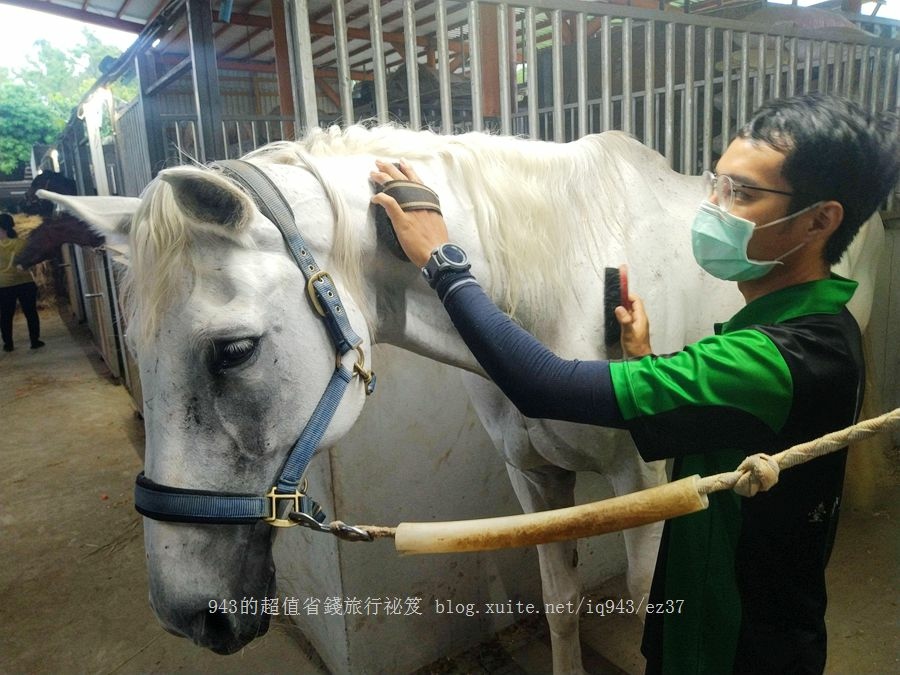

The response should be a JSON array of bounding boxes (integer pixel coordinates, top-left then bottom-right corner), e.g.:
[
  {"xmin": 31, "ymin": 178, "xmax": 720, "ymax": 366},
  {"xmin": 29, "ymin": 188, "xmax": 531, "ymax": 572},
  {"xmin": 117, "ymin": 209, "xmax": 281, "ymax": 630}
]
[
  {"xmin": 755, "ymin": 200, "xmax": 824, "ymax": 231},
  {"xmin": 750, "ymin": 201, "xmax": 824, "ymax": 265}
]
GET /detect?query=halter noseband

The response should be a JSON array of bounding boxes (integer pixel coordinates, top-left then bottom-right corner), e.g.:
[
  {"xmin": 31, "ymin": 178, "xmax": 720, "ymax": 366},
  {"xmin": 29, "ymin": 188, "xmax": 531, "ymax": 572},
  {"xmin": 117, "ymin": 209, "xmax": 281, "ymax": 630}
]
[{"xmin": 133, "ymin": 159, "xmax": 375, "ymax": 528}]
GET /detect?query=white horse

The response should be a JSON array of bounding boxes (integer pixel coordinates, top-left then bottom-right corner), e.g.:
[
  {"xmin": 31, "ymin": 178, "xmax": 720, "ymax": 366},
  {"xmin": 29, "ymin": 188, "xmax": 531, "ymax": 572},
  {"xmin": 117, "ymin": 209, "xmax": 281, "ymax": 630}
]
[{"xmin": 42, "ymin": 125, "xmax": 882, "ymax": 673}]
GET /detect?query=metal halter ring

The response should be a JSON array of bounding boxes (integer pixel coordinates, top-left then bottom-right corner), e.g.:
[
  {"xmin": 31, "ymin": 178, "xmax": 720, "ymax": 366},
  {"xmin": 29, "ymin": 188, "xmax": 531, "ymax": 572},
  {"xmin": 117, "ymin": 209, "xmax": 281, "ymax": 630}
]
[{"xmin": 336, "ymin": 345, "xmax": 376, "ymax": 395}]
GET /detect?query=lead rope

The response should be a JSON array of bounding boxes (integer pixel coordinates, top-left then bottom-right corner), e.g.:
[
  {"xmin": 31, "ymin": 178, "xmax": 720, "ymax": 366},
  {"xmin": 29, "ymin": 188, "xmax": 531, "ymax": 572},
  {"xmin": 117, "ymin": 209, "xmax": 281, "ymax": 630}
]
[
  {"xmin": 325, "ymin": 408, "xmax": 900, "ymax": 545},
  {"xmin": 696, "ymin": 407, "xmax": 900, "ymax": 497}
]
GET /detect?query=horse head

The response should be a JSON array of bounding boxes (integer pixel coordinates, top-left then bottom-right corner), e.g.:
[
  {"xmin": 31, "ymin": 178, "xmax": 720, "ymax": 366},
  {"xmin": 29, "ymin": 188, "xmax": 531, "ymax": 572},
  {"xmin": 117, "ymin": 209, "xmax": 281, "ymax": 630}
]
[
  {"xmin": 23, "ymin": 171, "xmax": 76, "ymax": 216},
  {"xmin": 39, "ymin": 161, "xmax": 373, "ymax": 653}
]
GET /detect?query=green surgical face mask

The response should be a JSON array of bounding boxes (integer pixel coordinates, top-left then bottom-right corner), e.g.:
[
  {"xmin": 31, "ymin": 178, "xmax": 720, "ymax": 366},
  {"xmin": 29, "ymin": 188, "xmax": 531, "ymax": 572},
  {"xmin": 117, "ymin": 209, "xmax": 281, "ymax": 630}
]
[{"xmin": 690, "ymin": 200, "xmax": 822, "ymax": 282}]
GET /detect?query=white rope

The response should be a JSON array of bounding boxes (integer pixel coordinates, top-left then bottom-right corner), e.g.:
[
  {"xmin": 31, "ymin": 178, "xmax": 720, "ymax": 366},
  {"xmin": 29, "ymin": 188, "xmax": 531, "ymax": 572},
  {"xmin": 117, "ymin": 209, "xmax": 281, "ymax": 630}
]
[{"xmin": 696, "ymin": 408, "xmax": 900, "ymax": 497}]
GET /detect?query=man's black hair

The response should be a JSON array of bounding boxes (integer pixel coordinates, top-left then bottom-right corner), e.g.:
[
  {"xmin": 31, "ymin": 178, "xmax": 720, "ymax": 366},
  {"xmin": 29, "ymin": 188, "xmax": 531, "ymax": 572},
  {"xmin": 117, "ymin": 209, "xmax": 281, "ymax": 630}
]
[
  {"xmin": 738, "ymin": 93, "xmax": 900, "ymax": 265},
  {"xmin": 0, "ymin": 213, "xmax": 16, "ymax": 238}
]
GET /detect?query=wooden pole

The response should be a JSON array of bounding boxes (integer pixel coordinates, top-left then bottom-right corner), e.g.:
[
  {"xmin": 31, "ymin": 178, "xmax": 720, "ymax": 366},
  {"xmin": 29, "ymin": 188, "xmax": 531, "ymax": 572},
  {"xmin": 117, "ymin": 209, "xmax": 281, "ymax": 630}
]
[
  {"xmin": 479, "ymin": 4, "xmax": 501, "ymax": 120},
  {"xmin": 270, "ymin": 0, "xmax": 296, "ymax": 139}
]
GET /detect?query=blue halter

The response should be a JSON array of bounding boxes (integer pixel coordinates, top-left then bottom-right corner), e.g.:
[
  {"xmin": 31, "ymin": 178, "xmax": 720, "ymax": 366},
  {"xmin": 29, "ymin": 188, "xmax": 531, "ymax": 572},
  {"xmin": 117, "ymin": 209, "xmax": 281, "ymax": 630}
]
[{"xmin": 133, "ymin": 159, "xmax": 375, "ymax": 528}]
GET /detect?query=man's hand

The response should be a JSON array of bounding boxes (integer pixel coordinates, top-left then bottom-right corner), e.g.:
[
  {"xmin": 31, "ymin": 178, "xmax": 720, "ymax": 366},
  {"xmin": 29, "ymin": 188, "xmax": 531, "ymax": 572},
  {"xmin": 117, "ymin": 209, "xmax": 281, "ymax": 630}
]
[
  {"xmin": 370, "ymin": 159, "xmax": 449, "ymax": 267},
  {"xmin": 614, "ymin": 293, "xmax": 652, "ymax": 358}
]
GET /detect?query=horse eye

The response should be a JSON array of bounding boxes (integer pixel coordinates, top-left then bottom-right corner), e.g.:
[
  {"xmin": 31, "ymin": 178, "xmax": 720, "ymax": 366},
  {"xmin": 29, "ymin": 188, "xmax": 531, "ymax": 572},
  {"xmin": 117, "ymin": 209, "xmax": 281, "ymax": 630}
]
[{"xmin": 211, "ymin": 337, "xmax": 259, "ymax": 373}]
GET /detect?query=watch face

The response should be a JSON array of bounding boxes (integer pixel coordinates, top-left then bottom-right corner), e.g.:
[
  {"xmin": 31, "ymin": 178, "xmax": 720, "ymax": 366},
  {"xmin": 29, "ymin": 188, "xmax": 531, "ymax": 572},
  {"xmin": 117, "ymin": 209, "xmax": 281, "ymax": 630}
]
[{"xmin": 441, "ymin": 243, "xmax": 467, "ymax": 264}]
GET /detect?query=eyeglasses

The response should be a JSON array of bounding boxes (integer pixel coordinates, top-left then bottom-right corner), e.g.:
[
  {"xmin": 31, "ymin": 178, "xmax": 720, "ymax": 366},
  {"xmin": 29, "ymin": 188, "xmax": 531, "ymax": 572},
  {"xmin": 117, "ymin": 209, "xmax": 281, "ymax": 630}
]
[{"xmin": 702, "ymin": 171, "xmax": 795, "ymax": 213}]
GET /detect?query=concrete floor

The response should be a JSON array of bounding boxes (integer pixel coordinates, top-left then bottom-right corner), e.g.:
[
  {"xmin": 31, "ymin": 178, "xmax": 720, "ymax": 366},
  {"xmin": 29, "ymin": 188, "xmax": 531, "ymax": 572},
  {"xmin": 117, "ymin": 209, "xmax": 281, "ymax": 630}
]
[{"xmin": 1, "ymin": 304, "xmax": 897, "ymax": 674}]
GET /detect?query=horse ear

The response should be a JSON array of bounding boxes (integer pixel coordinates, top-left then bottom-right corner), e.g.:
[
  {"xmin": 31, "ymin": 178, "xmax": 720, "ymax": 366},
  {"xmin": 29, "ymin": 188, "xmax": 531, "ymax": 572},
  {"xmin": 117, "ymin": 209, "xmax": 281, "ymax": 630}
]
[
  {"xmin": 35, "ymin": 190, "xmax": 138, "ymax": 241},
  {"xmin": 157, "ymin": 167, "xmax": 253, "ymax": 230}
]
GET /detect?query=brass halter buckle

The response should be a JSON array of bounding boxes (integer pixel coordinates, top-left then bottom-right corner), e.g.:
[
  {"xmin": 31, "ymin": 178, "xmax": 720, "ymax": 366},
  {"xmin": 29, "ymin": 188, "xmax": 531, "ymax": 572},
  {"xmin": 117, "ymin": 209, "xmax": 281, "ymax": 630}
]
[
  {"xmin": 264, "ymin": 486, "xmax": 306, "ymax": 528},
  {"xmin": 306, "ymin": 270, "xmax": 333, "ymax": 317}
]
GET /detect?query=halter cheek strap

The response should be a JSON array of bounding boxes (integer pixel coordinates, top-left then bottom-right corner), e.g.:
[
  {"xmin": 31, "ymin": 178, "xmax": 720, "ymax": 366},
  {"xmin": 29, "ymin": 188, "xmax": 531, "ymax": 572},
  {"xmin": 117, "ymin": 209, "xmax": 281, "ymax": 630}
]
[{"xmin": 133, "ymin": 159, "xmax": 375, "ymax": 528}]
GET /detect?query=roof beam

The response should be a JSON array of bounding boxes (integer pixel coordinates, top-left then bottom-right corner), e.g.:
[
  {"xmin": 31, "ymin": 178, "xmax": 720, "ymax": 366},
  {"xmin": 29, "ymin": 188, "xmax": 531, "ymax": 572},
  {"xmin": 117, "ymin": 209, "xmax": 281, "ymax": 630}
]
[{"xmin": 3, "ymin": 0, "xmax": 143, "ymax": 33}]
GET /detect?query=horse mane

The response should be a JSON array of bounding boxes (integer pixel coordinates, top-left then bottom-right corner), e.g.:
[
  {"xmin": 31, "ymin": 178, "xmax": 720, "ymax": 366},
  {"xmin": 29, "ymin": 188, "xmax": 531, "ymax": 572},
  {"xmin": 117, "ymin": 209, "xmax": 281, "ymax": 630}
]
[
  {"xmin": 126, "ymin": 124, "xmax": 670, "ymax": 346},
  {"xmin": 249, "ymin": 124, "xmax": 661, "ymax": 332}
]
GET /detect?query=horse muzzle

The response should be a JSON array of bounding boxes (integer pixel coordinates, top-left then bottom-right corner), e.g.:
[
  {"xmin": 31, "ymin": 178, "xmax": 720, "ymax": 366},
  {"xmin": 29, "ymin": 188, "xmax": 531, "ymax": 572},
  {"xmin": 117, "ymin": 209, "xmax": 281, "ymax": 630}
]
[{"xmin": 150, "ymin": 567, "xmax": 276, "ymax": 655}]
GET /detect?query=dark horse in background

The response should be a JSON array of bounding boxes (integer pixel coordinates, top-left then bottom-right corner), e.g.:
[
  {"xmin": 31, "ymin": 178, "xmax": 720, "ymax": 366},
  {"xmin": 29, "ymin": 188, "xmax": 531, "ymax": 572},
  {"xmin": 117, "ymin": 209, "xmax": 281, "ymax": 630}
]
[
  {"xmin": 16, "ymin": 171, "xmax": 99, "ymax": 270},
  {"xmin": 22, "ymin": 171, "xmax": 77, "ymax": 217},
  {"xmin": 14, "ymin": 215, "xmax": 103, "ymax": 268},
  {"xmin": 15, "ymin": 173, "xmax": 99, "ymax": 300}
]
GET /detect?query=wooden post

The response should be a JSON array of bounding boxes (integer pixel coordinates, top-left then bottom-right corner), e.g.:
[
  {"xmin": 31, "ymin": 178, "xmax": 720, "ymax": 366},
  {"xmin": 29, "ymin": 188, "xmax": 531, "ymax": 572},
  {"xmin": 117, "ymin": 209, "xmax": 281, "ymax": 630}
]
[
  {"xmin": 479, "ymin": 4, "xmax": 501, "ymax": 120},
  {"xmin": 271, "ymin": 0, "xmax": 296, "ymax": 139}
]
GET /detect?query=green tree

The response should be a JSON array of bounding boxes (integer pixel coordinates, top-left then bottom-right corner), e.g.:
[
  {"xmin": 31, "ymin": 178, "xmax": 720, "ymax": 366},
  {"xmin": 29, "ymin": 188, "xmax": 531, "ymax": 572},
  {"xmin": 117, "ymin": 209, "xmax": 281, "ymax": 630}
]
[
  {"xmin": 0, "ymin": 82, "xmax": 61, "ymax": 177},
  {"xmin": 0, "ymin": 28, "xmax": 131, "ymax": 179}
]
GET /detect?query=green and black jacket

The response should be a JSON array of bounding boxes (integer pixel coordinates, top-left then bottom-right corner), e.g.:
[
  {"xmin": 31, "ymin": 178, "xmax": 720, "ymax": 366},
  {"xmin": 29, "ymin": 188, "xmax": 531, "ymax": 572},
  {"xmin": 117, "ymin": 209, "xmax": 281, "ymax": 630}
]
[
  {"xmin": 609, "ymin": 275, "xmax": 864, "ymax": 674},
  {"xmin": 435, "ymin": 270, "xmax": 863, "ymax": 674}
]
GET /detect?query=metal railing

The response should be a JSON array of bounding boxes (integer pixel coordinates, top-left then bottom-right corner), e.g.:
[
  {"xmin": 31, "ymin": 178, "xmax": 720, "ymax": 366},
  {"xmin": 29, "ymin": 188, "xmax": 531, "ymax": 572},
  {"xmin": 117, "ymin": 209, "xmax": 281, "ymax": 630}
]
[
  {"xmin": 281, "ymin": 0, "xmax": 897, "ymax": 203},
  {"xmin": 112, "ymin": 1, "xmax": 898, "ymax": 201}
]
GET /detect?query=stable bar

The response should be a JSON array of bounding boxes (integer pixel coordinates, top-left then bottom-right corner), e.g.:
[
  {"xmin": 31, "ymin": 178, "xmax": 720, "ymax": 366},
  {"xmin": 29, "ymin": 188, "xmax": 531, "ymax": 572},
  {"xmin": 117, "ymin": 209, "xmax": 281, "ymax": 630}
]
[
  {"xmin": 832, "ymin": 43, "xmax": 843, "ymax": 96},
  {"xmin": 738, "ymin": 31, "xmax": 749, "ymax": 130},
  {"xmin": 803, "ymin": 39, "xmax": 813, "ymax": 94},
  {"xmin": 622, "ymin": 18, "xmax": 634, "ymax": 135},
  {"xmin": 332, "ymin": 0, "xmax": 354, "ymax": 125},
  {"xmin": 787, "ymin": 37, "xmax": 797, "ymax": 96},
  {"xmin": 884, "ymin": 47, "xmax": 897, "ymax": 111},
  {"xmin": 644, "ymin": 19, "xmax": 655, "ymax": 150},
  {"xmin": 723, "ymin": 28, "xmax": 733, "ymax": 154},
  {"xmin": 870, "ymin": 47, "xmax": 882, "ymax": 111},
  {"xmin": 402, "ymin": 0, "xmax": 421, "ymax": 130},
  {"xmin": 436, "ymin": 0, "xmax": 453, "ymax": 134},
  {"xmin": 819, "ymin": 41, "xmax": 830, "ymax": 94},
  {"xmin": 601, "ymin": 16, "xmax": 612, "ymax": 132},
  {"xmin": 755, "ymin": 33, "xmax": 766, "ymax": 108},
  {"xmin": 525, "ymin": 7, "xmax": 539, "ymax": 139},
  {"xmin": 773, "ymin": 35, "xmax": 783, "ymax": 97},
  {"xmin": 468, "ymin": 1, "xmax": 484, "ymax": 132},
  {"xmin": 369, "ymin": 0, "xmax": 389, "ymax": 123},
  {"xmin": 842, "ymin": 43, "xmax": 854, "ymax": 99},
  {"xmin": 551, "ymin": 10, "xmax": 564, "ymax": 142},
  {"xmin": 702, "ymin": 26, "xmax": 713, "ymax": 172},
  {"xmin": 684, "ymin": 24, "xmax": 695, "ymax": 174},
  {"xmin": 858, "ymin": 46, "xmax": 870, "ymax": 108},
  {"xmin": 664, "ymin": 22, "xmax": 675, "ymax": 166},
  {"xmin": 498, "ymin": 3, "xmax": 512, "ymax": 136},
  {"xmin": 576, "ymin": 12, "xmax": 588, "ymax": 139}
]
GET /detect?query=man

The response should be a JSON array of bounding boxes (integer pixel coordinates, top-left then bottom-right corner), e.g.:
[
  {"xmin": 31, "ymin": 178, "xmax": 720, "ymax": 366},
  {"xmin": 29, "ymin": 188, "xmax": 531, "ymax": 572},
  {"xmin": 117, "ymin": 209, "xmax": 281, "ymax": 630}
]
[{"xmin": 371, "ymin": 94, "xmax": 900, "ymax": 673}]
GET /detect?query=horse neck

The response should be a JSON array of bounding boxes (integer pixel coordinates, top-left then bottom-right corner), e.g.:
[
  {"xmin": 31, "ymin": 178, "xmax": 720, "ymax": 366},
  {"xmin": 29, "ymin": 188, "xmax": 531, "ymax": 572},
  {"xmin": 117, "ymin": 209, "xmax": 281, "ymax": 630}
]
[{"xmin": 54, "ymin": 216, "xmax": 103, "ymax": 247}]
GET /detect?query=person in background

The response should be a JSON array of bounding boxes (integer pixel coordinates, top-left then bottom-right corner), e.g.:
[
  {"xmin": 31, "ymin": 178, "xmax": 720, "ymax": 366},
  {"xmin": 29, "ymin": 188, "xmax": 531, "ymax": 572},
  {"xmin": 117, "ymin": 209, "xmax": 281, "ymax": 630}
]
[
  {"xmin": 371, "ymin": 93, "xmax": 900, "ymax": 674},
  {"xmin": 0, "ymin": 213, "xmax": 44, "ymax": 352}
]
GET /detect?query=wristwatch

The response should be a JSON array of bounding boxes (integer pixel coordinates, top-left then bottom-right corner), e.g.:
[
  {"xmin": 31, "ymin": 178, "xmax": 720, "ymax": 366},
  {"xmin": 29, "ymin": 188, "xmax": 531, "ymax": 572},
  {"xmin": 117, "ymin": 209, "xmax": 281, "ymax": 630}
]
[{"xmin": 422, "ymin": 243, "xmax": 471, "ymax": 288}]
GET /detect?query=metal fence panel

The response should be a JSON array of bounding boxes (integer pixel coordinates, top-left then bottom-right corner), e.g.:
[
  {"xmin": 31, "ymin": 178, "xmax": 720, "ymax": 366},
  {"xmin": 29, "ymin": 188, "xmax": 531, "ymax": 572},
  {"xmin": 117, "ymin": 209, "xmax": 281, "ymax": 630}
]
[{"xmin": 115, "ymin": 99, "xmax": 153, "ymax": 197}]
